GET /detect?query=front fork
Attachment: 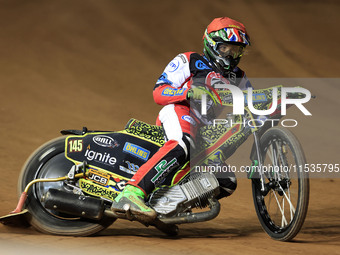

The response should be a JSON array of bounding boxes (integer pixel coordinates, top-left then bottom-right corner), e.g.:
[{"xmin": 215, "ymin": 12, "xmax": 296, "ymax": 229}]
[{"xmin": 249, "ymin": 131, "xmax": 267, "ymax": 194}]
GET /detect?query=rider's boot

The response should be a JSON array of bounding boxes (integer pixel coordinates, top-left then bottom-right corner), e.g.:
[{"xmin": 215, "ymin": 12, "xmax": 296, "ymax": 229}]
[{"xmin": 111, "ymin": 185, "xmax": 156, "ymax": 224}]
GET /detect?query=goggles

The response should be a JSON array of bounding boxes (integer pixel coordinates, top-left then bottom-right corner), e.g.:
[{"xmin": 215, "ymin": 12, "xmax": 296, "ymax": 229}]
[{"xmin": 216, "ymin": 43, "xmax": 244, "ymax": 59}]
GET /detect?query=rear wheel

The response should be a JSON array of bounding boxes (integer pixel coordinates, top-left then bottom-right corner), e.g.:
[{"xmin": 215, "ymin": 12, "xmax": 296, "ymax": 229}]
[
  {"xmin": 18, "ymin": 136, "xmax": 115, "ymax": 236},
  {"xmin": 252, "ymin": 127, "xmax": 309, "ymax": 241}
]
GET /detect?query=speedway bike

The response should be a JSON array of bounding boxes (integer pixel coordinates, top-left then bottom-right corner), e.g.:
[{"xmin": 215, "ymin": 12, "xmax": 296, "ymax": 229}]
[{"xmin": 1, "ymin": 85, "xmax": 310, "ymax": 242}]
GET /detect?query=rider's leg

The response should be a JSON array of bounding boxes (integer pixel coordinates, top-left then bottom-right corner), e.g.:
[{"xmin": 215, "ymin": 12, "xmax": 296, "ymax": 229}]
[{"xmin": 111, "ymin": 104, "xmax": 195, "ymax": 223}]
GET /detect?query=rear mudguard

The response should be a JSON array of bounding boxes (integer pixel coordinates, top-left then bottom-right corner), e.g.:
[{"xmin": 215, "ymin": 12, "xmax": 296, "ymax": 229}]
[{"xmin": 64, "ymin": 119, "xmax": 165, "ymax": 200}]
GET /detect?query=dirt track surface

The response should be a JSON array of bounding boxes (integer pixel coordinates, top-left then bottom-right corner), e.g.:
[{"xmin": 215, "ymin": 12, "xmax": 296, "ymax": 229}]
[{"xmin": 0, "ymin": 1, "xmax": 339, "ymax": 254}]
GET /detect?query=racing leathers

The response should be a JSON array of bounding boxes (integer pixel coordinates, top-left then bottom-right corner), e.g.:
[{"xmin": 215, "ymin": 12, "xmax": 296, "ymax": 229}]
[{"xmin": 126, "ymin": 52, "xmax": 252, "ymax": 198}]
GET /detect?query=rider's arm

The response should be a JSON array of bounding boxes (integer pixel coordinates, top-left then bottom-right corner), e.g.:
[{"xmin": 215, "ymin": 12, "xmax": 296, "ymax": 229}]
[{"xmin": 153, "ymin": 53, "xmax": 194, "ymax": 105}]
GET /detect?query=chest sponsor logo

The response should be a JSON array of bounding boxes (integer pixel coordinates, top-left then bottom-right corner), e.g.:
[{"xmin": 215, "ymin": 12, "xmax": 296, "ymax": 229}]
[
  {"xmin": 206, "ymin": 72, "xmax": 233, "ymax": 87},
  {"xmin": 123, "ymin": 142, "xmax": 150, "ymax": 161}
]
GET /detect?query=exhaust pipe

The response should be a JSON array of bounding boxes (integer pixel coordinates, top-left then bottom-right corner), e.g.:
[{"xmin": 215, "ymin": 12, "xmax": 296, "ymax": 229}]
[{"xmin": 42, "ymin": 189, "xmax": 105, "ymax": 220}]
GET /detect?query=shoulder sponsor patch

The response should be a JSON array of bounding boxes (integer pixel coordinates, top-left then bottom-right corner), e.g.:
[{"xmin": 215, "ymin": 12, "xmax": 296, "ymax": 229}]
[
  {"xmin": 167, "ymin": 59, "xmax": 180, "ymax": 72},
  {"xmin": 123, "ymin": 142, "xmax": 150, "ymax": 161}
]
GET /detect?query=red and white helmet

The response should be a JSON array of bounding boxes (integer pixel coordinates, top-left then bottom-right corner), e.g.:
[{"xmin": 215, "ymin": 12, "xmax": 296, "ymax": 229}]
[{"xmin": 203, "ymin": 17, "xmax": 251, "ymax": 73}]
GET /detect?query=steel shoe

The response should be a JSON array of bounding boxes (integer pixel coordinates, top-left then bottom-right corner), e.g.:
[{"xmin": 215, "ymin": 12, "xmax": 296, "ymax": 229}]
[{"xmin": 111, "ymin": 185, "xmax": 156, "ymax": 224}]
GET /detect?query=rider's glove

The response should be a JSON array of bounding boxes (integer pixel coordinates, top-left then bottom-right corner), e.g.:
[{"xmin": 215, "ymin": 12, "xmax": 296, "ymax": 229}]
[
  {"xmin": 187, "ymin": 87, "xmax": 207, "ymax": 100},
  {"xmin": 187, "ymin": 87, "xmax": 221, "ymax": 106}
]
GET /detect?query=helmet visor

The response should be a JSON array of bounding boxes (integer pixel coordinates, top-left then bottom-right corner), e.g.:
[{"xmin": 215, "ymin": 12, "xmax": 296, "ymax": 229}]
[{"xmin": 216, "ymin": 43, "xmax": 244, "ymax": 59}]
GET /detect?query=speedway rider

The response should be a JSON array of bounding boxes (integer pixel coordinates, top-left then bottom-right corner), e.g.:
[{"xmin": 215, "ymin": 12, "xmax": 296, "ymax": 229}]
[{"xmin": 111, "ymin": 17, "xmax": 252, "ymax": 223}]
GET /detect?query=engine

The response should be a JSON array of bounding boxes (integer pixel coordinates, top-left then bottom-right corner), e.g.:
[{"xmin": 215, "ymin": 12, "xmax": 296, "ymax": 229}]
[{"xmin": 148, "ymin": 172, "xmax": 220, "ymax": 216}]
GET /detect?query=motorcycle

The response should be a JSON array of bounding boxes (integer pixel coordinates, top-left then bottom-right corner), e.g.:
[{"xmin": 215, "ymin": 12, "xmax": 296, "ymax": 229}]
[{"xmin": 0, "ymin": 85, "xmax": 311, "ymax": 241}]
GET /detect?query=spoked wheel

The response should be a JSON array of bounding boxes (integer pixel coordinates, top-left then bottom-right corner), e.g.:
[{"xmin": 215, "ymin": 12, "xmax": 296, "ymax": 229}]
[
  {"xmin": 18, "ymin": 137, "xmax": 115, "ymax": 236},
  {"xmin": 252, "ymin": 127, "xmax": 309, "ymax": 241}
]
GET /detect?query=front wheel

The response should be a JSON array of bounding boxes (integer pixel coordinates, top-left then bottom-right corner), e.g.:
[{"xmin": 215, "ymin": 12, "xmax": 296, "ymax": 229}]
[
  {"xmin": 251, "ymin": 127, "xmax": 309, "ymax": 241},
  {"xmin": 18, "ymin": 136, "xmax": 115, "ymax": 236}
]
